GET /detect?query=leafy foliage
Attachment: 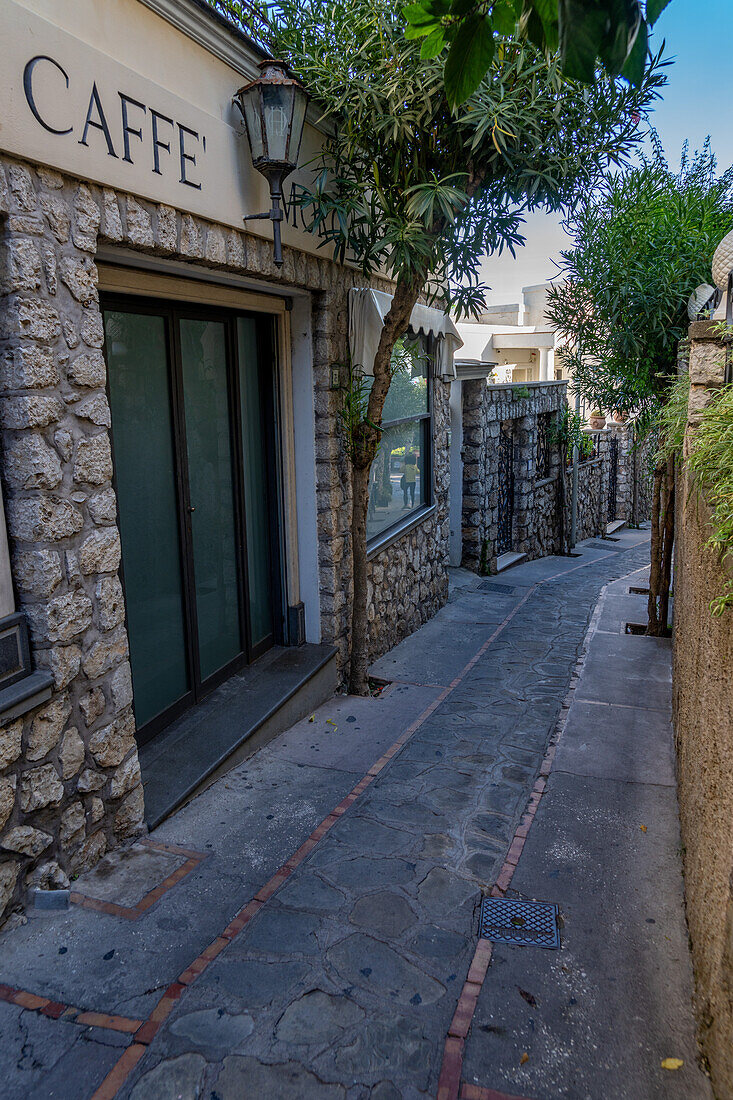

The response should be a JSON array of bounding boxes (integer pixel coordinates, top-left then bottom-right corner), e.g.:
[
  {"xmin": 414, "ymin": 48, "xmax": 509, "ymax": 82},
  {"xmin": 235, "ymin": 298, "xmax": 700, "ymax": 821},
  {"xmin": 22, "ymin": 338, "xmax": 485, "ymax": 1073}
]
[
  {"xmin": 403, "ymin": 0, "xmax": 672, "ymax": 108},
  {"xmin": 214, "ymin": 0, "xmax": 664, "ymax": 322},
  {"xmin": 685, "ymin": 380, "xmax": 733, "ymax": 615},
  {"xmin": 550, "ymin": 406, "xmax": 594, "ymax": 459},
  {"xmin": 547, "ymin": 139, "xmax": 733, "ymax": 419},
  {"xmin": 654, "ymin": 370, "xmax": 690, "ymax": 465},
  {"xmin": 205, "ymin": 0, "xmax": 665, "ymax": 685}
]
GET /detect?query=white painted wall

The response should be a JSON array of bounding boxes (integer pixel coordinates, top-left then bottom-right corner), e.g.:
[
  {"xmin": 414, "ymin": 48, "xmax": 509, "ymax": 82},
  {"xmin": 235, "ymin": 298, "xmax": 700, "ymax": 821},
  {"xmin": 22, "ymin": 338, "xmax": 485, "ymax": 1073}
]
[
  {"xmin": 449, "ymin": 379, "xmax": 464, "ymax": 567},
  {"xmin": 289, "ymin": 294, "xmax": 321, "ymax": 644}
]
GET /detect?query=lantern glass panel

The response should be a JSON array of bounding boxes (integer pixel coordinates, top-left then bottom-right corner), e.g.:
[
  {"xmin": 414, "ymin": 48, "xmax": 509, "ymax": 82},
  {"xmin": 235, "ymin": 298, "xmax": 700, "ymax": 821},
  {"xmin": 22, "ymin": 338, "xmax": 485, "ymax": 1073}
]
[
  {"xmin": 241, "ymin": 88, "xmax": 265, "ymax": 163},
  {"xmin": 289, "ymin": 92, "xmax": 308, "ymax": 164},
  {"xmin": 261, "ymin": 83, "xmax": 294, "ymax": 164}
]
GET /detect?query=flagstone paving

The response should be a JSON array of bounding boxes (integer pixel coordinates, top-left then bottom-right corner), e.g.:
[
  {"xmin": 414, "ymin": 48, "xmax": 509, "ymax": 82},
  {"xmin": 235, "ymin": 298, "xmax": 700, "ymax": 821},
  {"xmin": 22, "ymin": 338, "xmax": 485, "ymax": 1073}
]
[{"xmin": 0, "ymin": 528, "xmax": 708, "ymax": 1099}]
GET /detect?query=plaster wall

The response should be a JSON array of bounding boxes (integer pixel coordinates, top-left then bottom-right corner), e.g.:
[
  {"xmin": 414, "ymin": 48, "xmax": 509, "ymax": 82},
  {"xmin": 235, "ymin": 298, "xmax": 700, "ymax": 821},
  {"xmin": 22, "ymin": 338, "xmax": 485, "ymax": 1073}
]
[{"xmin": 673, "ymin": 324, "xmax": 733, "ymax": 1098}]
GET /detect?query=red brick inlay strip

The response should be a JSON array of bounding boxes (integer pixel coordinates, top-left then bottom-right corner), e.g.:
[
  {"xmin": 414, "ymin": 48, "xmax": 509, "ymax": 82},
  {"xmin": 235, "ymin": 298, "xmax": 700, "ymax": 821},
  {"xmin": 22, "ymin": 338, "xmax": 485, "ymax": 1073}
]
[
  {"xmin": 71, "ymin": 841, "xmax": 208, "ymax": 922},
  {"xmin": 0, "ymin": 983, "xmax": 142, "ymax": 1034},
  {"xmin": 90, "ymin": 586, "xmax": 541, "ymax": 1100},
  {"xmin": 433, "ymin": 547, "xmax": 646, "ymax": 1100},
  {"xmin": 435, "ymin": 735, "xmax": 558, "ymax": 1100},
  {"xmin": 88, "ymin": 546, "xmax": 649, "ymax": 1099}
]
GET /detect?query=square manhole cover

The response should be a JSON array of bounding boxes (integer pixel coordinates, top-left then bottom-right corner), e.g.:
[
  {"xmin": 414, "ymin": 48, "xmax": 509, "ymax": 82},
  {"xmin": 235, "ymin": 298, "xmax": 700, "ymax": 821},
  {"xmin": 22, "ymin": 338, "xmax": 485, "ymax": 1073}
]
[
  {"xmin": 480, "ymin": 897, "xmax": 560, "ymax": 949},
  {"xmin": 477, "ymin": 581, "xmax": 516, "ymax": 594}
]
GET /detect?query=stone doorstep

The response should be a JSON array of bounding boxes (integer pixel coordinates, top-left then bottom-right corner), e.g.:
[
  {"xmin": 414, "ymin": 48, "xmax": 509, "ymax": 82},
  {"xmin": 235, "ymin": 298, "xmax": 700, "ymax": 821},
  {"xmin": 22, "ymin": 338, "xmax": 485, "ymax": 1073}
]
[
  {"xmin": 139, "ymin": 644, "xmax": 338, "ymax": 829},
  {"xmin": 496, "ymin": 552, "xmax": 527, "ymax": 573}
]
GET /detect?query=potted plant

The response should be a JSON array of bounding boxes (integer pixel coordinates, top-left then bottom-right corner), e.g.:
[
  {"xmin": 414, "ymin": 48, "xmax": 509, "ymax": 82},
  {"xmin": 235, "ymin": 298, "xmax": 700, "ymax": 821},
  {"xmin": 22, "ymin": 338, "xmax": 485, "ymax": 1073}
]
[
  {"xmin": 588, "ymin": 409, "xmax": 606, "ymax": 429},
  {"xmin": 612, "ymin": 409, "xmax": 630, "ymax": 423}
]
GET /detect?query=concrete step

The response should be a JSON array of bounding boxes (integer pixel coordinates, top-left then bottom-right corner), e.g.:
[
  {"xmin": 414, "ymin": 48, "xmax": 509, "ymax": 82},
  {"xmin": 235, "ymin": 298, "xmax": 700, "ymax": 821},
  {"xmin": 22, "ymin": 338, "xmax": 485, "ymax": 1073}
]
[
  {"xmin": 607, "ymin": 519, "xmax": 626, "ymax": 534},
  {"xmin": 496, "ymin": 551, "xmax": 527, "ymax": 573},
  {"xmin": 139, "ymin": 644, "xmax": 338, "ymax": 828}
]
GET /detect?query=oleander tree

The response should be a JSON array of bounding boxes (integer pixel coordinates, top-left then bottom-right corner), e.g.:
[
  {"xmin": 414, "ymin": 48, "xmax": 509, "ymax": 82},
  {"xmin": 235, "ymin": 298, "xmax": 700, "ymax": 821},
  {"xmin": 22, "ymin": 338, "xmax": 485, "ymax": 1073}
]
[
  {"xmin": 208, "ymin": 0, "xmax": 664, "ymax": 693},
  {"xmin": 546, "ymin": 138, "xmax": 733, "ymax": 634},
  {"xmin": 404, "ymin": 0, "xmax": 673, "ymax": 108}
]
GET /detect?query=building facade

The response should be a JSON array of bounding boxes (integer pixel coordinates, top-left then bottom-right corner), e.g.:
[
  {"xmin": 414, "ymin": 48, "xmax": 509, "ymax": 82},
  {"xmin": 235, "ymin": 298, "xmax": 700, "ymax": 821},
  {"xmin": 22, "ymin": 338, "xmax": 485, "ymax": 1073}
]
[{"xmin": 0, "ymin": 0, "xmax": 455, "ymax": 919}]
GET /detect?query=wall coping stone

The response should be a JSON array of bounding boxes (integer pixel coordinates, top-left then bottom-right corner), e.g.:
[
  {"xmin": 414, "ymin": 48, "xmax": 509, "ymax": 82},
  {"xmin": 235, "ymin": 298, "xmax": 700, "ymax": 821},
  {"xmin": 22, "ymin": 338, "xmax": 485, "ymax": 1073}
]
[
  {"xmin": 366, "ymin": 504, "xmax": 437, "ymax": 559},
  {"xmin": 489, "ymin": 380, "xmax": 568, "ymax": 392}
]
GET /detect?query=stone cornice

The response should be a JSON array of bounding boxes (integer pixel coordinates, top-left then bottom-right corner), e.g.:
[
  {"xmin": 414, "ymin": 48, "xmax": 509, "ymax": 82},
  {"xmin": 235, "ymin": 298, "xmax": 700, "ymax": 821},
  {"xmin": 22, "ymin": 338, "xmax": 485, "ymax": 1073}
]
[{"xmin": 137, "ymin": 0, "xmax": 266, "ymax": 80}]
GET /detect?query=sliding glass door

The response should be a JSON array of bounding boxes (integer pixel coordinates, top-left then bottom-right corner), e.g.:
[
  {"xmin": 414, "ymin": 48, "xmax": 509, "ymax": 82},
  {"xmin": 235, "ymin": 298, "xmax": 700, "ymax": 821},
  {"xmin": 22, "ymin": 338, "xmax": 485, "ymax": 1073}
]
[{"xmin": 103, "ymin": 298, "xmax": 280, "ymax": 742}]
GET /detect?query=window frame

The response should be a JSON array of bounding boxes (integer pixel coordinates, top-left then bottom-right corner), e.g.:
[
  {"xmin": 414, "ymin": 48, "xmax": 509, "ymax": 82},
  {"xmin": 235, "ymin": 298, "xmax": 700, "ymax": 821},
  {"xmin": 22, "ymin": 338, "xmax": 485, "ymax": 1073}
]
[{"xmin": 366, "ymin": 329, "xmax": 435, "ymax": 553}]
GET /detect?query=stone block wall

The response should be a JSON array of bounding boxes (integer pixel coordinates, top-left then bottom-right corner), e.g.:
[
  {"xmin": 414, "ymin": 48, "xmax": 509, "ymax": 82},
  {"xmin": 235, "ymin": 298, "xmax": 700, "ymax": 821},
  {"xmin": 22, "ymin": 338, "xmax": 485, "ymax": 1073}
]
[
  {"xmin": 0, "ymin": 159, "xmax": 147, "ymax": 920},
  {"xmin": 0, "ymin": 153, "xmax": 450, "ymax": 921},
  {"xmin": 673, "ymin": 322, "xmax": 733, "ymax": 1098},
  {"xmin": 607, "ymin": 422, "xmax": 655, "ymax": 525},
  {"xmin": 569, "ymin": 436, "xmax": 607, "ymax": 544},
  {"xmin": 461, "ymin": 380, "xmax": 568, "ymax": 573}
]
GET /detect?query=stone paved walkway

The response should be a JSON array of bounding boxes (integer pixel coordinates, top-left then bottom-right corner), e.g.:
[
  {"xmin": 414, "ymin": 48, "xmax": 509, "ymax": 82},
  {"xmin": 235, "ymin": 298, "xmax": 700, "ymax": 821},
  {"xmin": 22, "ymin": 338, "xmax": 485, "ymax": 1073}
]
[{"xmin": 0, "ymin": 529, "xmax": 707, "ymax": 1099}]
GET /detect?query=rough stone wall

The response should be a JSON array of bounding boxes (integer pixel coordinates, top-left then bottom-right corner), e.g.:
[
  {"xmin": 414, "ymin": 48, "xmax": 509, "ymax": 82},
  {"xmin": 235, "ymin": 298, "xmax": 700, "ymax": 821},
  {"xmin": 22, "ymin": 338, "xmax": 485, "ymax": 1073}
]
[
  {"xmin": 673, "ymin": 323, "xmax": 733, "ymax": 1098},
  {"xmin": 0, "ymin": 158, "xmax": 147, "ymax": 921},
  {"xmin": 607, "ymin": 422, "xmax": 654, "ymax": 525},
  {"xmin": 461, "ymin": 380, "xmax": 568, "ymax": 573},
  {"xmin": 460, "ymin": 388, "xmax": 655, "ymax": 576},
  {"xmin": 568, "ymin": 446, "xmax": 606, "ymax": 544},
  {"xmin": 366, "ymin": 380, "xmax": 451, "ymax": 662},
  {"xmin": 532, "ymin": 476, "xmax": 562, "ymax": 558},
  {"xmin": 0, "ymin": 153, "xmax": 448, "ymax": 920}
]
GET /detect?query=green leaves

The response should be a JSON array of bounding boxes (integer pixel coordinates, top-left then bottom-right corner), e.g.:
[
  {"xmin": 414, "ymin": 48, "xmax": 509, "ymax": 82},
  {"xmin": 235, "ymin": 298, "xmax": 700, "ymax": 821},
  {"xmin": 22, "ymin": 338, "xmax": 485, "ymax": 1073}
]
[
  {"xmin": 646, "ymin": 0, "xmax": 671, "ymax": 25},
  {"xmin": 621, "ymin": 14, "xmax": 647, "ymax": 86},
  {"xmin": 421, "ymin": 25, "xmax": 447, "ymax": 57},
  {"xmin": 444, "ymin": 14, "xmax": 495, "ymax": 107},
  {"xmin": 546, "ymin": 139, "xmax": 733, "ymax": 418},
  {"xmin": 403, "ymin": 0, "xmax": 671, "ymax": 107}
]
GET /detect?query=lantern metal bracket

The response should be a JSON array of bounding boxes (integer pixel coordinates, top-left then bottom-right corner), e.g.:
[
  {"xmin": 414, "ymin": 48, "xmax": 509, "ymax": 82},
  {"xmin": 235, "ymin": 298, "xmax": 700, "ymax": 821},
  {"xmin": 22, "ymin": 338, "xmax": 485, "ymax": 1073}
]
[{"xmin": 242, "ymin": 172, "xmax": 287, "ymax": 269}]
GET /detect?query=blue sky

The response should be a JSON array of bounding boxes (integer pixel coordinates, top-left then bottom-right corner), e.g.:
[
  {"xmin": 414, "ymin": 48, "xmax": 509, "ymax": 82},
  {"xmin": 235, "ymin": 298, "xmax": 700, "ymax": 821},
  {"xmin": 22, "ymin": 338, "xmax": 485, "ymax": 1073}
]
[{"xmin": 481, "ymin": 0, "xmax": 733, "ymax": 305}]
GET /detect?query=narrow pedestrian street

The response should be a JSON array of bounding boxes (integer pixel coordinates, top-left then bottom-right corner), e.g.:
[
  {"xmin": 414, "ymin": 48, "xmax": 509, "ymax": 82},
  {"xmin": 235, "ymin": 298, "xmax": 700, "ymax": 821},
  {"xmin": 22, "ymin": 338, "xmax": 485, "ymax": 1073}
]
[{"xmin": 0, "ymin": 530, "xmax": 709, "ymax": 1099}]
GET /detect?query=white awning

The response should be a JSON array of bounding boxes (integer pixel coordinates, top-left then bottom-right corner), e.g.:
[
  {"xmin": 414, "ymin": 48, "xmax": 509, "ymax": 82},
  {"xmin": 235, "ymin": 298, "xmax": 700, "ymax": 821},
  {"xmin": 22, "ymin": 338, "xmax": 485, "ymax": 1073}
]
[{"xmin": 348, "ymin": 288, "xmax": 463, "ymax": 382}]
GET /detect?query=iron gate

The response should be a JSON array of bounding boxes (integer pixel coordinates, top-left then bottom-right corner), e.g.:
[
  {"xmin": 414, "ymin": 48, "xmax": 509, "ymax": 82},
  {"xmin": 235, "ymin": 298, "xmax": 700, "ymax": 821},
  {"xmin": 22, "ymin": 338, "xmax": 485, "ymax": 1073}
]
[
  {"xmin": 497, "ymin": 423, "xmax": 515, "ymax": 555},
  {"xmin": 607, "ymin": 435, "xmax": 619, "ymax": 521}
]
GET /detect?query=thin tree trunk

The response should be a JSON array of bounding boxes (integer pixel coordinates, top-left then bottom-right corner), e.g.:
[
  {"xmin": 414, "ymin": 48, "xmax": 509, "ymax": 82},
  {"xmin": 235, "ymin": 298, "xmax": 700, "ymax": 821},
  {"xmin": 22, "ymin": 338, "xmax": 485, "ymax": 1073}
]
[
  {"xmin": 658, "ymin": 456, "xmax": 675, "ymax": 631},
  {"xmin": 647, "ymin": 455, "xmax": 675, "ymax": 636},
  {"xmin": 557, "ymin": 440, "xmax": 567, "ymax": 554},
  {"xmin": 348, "ymin": 275, "xmax": 423, "ymax": 695},
  {"xmin": 647, "ymin": 462, "xmax": 663, "ymax": 634}
]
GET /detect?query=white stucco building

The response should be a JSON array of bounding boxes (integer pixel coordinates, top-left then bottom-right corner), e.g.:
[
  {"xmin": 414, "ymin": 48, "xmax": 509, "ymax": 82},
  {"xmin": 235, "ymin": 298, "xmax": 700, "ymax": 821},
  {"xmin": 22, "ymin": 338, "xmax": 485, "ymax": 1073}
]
[{"xmin": 456, "ymin": 282, "xmax": 568, "ymax": 385}]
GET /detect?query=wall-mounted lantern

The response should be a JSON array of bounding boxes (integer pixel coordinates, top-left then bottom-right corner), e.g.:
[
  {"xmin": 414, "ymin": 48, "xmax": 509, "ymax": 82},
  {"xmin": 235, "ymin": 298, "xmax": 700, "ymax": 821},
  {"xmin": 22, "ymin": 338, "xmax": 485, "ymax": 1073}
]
[{"xmin": 233, "ymin": 60, "xmax": 309, "ymax": 269}]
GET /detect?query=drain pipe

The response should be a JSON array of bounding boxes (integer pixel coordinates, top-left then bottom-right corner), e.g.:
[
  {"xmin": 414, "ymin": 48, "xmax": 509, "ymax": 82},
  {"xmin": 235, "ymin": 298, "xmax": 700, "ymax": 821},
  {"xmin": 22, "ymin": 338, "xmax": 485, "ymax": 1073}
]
[{"xmin": 569, "ymin": 389, "xmax": 580, "ymax": 549}]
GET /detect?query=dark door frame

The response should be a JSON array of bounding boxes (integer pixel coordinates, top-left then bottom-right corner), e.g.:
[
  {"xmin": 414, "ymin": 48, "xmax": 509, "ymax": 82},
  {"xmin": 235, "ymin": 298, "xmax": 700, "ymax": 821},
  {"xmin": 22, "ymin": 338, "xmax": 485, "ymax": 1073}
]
[{"xmin": 101, "ymin": 293, "xmax": 284, "ymax": 746}]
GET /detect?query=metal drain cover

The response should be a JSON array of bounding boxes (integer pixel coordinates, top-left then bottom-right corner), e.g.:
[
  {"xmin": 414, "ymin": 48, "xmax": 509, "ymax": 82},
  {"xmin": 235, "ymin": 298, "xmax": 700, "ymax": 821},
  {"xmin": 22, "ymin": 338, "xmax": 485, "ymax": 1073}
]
[
  {"xmin": 478, "ymin": 581, "xmax": 516, "ymax": 594},
  {"xmin": 480, "ymin": 897, "xmax": 560, "ymax": 949},
  {"xmin": 586, "ymin": 540, "xmax": 620, "ymax": 551}
]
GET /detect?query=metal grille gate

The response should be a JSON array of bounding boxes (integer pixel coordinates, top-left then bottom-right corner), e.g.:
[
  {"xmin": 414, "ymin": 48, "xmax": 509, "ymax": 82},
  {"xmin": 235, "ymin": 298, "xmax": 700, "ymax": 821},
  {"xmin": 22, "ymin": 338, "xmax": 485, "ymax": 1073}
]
[
  {"xmin": 607, "ymin": 435, "xmax": 619, "ymax": 521},
  {"xmin": 497, "ymin": 423, "xmax": 515, "ymax": 555}
]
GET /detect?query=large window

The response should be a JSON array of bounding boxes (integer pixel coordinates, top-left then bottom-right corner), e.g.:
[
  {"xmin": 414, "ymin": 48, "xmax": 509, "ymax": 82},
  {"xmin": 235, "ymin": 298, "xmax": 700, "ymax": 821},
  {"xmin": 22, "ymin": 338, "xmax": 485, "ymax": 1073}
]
[{"xmin": 366, "ymin": 334, "xmax": 432, "ymax": 545}]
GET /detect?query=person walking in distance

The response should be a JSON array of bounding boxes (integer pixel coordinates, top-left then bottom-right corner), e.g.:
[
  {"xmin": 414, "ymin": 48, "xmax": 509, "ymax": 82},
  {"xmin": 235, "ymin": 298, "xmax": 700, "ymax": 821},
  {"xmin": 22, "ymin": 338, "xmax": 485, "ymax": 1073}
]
[{"xmin": 403, "ymin": 450, "xmax": 417, "ymax": 508}]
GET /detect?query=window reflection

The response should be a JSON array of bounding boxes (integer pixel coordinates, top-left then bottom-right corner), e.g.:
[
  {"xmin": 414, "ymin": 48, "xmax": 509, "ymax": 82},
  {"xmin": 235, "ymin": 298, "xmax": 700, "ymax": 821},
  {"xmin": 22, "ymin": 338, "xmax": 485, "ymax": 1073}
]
[{"xmin": 366, "ymin": 334, "xmax": 432, "ymax": 544}]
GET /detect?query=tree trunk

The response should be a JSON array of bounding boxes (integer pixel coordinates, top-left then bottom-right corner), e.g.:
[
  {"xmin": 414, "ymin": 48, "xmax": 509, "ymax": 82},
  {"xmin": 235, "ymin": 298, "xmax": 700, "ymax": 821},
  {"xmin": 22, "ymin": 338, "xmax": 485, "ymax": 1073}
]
[
  {"xmin": 348, "ymin": 275, "xmax": 423, "ymax": 695},
  {"xmin": 658, "ymin": 455, "xmax": 675, "ymax": 630},
  {"xmin": 557, "ymin": 440, "xmax": 567, "ymax": 554},
  {"xmin": 647, "ymin": 456, "xmax": 675, "ymax": 636}
]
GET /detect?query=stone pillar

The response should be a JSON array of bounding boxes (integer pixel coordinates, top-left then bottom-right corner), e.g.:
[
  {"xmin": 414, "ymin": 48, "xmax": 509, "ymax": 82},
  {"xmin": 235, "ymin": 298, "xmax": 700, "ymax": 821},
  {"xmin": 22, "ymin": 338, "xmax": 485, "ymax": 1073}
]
[{"xmin": 539, "ymin": 347, "xmax": 550, "ymax": 381}]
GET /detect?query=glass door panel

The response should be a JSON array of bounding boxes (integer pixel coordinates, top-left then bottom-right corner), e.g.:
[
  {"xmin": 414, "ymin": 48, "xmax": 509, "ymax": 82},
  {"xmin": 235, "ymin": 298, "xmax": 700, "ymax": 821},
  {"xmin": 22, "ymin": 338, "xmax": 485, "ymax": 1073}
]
[
  {"xmin": 237, "ymin": 317, "xmax": 274, "ymax": 650},
  {"xmin": 104, "ymin": 310, "xmax": 190, "ymax": 729},
  {"xmin": 179, "ymin": 318, "xmax": 242, "ymax": 681}
]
